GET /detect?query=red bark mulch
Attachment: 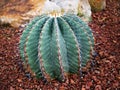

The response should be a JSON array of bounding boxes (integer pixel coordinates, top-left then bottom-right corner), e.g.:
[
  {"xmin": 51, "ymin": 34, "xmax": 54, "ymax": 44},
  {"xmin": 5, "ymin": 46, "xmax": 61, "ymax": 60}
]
[{"xmin": 0, "ymin": 0, "xmax": 120, "ymax": 90}]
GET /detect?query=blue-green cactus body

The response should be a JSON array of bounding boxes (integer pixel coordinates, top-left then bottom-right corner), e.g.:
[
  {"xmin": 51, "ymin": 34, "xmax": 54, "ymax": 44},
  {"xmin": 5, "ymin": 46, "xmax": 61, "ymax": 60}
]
[{"xmin": 19, "ymin": 14, "xmax": 94, "ymax": 81}]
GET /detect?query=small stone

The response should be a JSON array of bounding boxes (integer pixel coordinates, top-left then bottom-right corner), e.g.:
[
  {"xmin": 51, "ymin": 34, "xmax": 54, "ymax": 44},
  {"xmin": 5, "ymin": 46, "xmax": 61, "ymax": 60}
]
[
  {"xmin": 10, "ymin": 86, "xmax": 15, "ymax": 90},
  {"xmin": 70, "ymin": 79, "xmax": 75, "ymax": 84},
  {"xmin": 54, "ymin": 83, "xmax": 59, "ymax": 87},
  {"xmin": 113, "ymin": 40, "xmax": 117, "ymax": 43},
  {"xmin": 86, "ymin": 81, "xmax": 93, "ymax": 89},
  {"xmin": 92, "ymin": 76, "xmax": 98, "ymax": 82},
  {"xmin": 19, "ymin": 87, "xmax": 24, "ymax": 90},
  {"xmin": 118, "ymin": 76, "xmax": 120, "ymax": 80},
  {"xmin": 17, "ymin": 79, "xmax": 22, "ymax": 83},
  {"xmin": 81, "ymin": 85, "xmax": 86, "ymax": 90},
  {"xmin": 95, "ymin": 85, "xmax": 102, "ymax": 90},
  {"xmin": 25, "ymin": 73, "xmax": 31, "ymax": 78},
  {"xmin": 108, "ymin": 56, "xmax": 115, "ymax": 59},
  {"xmin": 99, "ymin": 51, "xmax": 104, "ymax": 56},
  {"xmin": 59, "ymin": 86, "xmax": 65, "ymax": 90}
]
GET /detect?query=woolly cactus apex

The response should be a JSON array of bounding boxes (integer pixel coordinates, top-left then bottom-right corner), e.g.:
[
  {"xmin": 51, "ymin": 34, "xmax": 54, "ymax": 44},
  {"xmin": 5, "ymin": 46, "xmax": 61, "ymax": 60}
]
[{"xmin": 19, "ymin": 14, "xmax": 94, "ymax": 82}]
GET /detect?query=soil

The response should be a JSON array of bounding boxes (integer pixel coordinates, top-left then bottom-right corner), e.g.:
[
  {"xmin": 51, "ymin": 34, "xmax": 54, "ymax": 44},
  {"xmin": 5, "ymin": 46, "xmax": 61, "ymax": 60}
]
[{"xmin": 0, "ymin": 0, "xmax": 120, "ymax": 90}]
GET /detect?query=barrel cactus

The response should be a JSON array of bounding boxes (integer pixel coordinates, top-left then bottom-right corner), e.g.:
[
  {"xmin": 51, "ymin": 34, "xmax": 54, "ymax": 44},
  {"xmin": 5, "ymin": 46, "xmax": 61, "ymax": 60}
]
[{"xmin": 19, "ymin": 14, "xmax": 94, "ymax": 82}]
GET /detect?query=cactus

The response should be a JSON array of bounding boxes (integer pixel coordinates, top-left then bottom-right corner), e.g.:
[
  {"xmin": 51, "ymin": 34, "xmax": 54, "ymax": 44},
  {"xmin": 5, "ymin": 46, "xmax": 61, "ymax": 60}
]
[{"xmin": 19, "ymin": 14, "xmax": 94, "ymax": 81}]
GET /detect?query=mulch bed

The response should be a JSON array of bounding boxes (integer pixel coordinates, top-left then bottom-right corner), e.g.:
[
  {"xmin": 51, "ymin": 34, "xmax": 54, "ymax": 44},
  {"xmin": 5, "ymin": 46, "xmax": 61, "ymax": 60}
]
[{"xmin": 0, "ymin": 0, "xmax": 120, "ymax": 90}]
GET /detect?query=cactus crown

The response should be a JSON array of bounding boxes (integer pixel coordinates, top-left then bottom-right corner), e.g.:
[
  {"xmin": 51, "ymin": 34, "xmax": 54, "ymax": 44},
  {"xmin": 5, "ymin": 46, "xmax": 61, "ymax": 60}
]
[{"xmin": 19, "ymin": 14, "xmax": 94, "ymax": 81}]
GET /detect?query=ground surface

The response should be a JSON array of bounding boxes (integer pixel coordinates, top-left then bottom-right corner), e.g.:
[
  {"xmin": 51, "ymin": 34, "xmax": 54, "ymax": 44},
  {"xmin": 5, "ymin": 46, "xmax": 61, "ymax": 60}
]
[{"xmin": 0, "ymin": 0, "xmax": 120, "ymax": 90}]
